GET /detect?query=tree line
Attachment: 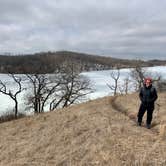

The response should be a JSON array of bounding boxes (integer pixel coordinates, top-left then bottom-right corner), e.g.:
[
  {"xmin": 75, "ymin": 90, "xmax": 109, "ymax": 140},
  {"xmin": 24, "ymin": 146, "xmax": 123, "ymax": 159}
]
[{"xmin": 0, "ymin": 51, "xmax": 162, "ymax": 74}]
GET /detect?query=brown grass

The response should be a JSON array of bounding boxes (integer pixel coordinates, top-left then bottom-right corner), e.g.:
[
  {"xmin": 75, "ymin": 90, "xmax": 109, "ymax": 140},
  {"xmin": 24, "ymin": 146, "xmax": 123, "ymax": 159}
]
[
  {"xmin": 0, "ymin": 93, "xmax": 166, "ymax": 165},
  {"xmin": 0, "ymin": 112, "xmax": 26, "ymax": 123}
]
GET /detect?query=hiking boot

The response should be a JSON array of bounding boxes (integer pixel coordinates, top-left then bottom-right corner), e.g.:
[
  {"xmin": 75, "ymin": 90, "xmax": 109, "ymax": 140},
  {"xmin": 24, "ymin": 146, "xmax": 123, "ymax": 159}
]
[
  {"xmin": 146, "ymin": 124, "xmax": 151, "ymax": 129},
  {"xmin": 137, "ymin": 122, "xmax": 141, "ymax": 126}
]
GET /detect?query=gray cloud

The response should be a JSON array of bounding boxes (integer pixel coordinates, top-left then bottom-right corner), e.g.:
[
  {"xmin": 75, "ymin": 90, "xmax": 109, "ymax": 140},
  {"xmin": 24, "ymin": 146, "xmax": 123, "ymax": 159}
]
[{"xmin": 0, "ymin": 0, "xmax": 166, "ymax": 59}]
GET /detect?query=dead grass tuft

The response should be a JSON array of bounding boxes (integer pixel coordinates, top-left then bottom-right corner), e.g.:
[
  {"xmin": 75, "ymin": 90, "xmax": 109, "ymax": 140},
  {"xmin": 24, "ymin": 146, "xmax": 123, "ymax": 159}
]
[
  {"xmin": 159, "ymin": 123, "xmax": 166, "ymax": 140},
  {"xmin": 0, "ymin": 112, "xmax": 26, "ymax": 123}
]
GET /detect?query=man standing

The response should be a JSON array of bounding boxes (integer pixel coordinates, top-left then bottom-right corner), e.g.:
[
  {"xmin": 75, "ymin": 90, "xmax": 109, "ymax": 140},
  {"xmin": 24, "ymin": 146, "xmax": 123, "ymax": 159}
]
[{"xmin": 137, "ymin": 77, "xmax": 158, "ymax": 129}]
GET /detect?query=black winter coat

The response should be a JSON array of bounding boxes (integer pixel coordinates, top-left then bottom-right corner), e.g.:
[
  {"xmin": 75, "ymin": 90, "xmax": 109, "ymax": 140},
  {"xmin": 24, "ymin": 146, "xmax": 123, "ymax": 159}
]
[{"xmin": 139, "ymin": 85, "xmax": 158, "ymax": 105}]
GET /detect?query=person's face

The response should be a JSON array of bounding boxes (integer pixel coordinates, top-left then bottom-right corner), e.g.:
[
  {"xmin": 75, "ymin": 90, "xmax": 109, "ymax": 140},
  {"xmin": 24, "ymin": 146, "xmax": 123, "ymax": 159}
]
[{"xmin": 145, "ymin": 80, "xmax": 151, "ymax": 87}]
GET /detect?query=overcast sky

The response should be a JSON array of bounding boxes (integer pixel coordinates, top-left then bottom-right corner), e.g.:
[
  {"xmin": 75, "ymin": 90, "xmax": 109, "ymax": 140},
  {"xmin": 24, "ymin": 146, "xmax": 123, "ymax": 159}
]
[{"xmin": 0, "ymin": 0, "xmax": 166, "ymax": 60}]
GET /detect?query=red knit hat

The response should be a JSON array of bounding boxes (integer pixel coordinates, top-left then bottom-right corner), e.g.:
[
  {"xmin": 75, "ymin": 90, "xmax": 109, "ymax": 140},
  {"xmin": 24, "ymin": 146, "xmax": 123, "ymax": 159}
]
[{"xmin": 144, "ymin": 77, "xmax": 152, "ymax": 84}]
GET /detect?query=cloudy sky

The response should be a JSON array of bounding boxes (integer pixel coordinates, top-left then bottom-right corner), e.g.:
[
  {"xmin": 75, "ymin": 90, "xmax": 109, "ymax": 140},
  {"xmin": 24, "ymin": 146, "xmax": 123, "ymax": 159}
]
[{"xmin": 0, "ymin": 0, "xmax": 166, "ymax": 60}]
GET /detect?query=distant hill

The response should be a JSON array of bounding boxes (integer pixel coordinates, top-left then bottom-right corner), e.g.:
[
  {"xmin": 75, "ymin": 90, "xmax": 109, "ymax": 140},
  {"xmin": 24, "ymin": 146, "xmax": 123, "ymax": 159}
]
[
  {"xmin": 0, "ymin": 93, "xmax": 166, "ymax": 165},
  {"xmin": 0, "ymin": 51, "xmax": 165, "ymax": 73}
]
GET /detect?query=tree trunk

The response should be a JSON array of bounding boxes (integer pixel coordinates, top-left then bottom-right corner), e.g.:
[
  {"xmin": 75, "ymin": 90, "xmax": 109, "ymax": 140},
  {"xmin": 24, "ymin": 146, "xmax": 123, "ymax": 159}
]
[{"xmin": 15, "ymin": 100, "xmax": 18, "ymax": 118}]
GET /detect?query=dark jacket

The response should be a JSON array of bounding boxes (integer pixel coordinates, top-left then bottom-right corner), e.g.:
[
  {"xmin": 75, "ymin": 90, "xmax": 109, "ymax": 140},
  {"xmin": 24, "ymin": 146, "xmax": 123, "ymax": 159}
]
[{"xmin": 139, "ymin": 85, "xmax": 158, "ymax": 105}]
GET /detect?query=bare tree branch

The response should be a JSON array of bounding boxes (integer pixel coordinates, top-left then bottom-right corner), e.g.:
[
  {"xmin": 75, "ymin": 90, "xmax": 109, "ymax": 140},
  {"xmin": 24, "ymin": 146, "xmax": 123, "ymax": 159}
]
[
  {"xmin": 107, "ymin": 67, "xmax": 120, "ymax": 96},
  {"xmin": 0, "ymin": 74, "xmax": 23, "ymax": 118}
]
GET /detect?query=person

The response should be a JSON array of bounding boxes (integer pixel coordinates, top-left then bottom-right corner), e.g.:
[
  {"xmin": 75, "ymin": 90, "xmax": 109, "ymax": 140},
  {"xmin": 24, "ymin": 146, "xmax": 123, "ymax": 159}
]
[{"xmin": 137, "ymin": 77, "xmax": 158, "ymax": 129}]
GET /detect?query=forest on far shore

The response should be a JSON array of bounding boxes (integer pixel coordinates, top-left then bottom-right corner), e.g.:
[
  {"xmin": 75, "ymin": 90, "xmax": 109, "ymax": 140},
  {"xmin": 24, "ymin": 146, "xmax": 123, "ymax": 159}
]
[{"xmin": 0, "ymin": 51, "xmax": 166, "ymax": 74}]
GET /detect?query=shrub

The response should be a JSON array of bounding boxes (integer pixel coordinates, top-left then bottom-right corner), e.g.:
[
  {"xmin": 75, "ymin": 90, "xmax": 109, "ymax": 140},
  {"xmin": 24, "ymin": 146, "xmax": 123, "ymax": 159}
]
[{"xmin": 0, "ymin": 111, "xmax": 26, "ymax": 123}]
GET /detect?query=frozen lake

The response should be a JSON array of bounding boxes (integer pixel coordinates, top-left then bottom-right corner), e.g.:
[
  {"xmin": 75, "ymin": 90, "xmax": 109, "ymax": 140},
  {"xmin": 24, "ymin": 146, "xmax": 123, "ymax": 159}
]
[
  {"xmin": 0, "ymin": 66, "xmax": 166, "ymax": 115},
  {"xmin": 81, "ymin": 66, "xmax": 166, "ymax": 99}
]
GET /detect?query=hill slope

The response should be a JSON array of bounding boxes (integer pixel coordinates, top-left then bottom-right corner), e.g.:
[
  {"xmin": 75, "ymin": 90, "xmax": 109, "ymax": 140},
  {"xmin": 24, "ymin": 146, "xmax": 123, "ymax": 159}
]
[
  {"xmin": 0, "ymin": 51, "xmax": 164, "ymax": 73},
  {"xmin": 0, "ymin": 93, "xmax": 166, "ymax": 165}
]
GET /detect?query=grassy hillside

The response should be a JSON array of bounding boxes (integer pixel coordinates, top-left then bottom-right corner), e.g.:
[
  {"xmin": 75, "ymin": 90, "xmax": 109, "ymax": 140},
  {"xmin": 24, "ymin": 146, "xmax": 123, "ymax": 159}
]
[
  {"xmin": 0, "ymin": 51, "xmax": 164, "ymax": 73},
  {"xmin": 0, "ymin": 93, "xmax": 166, "ymax": 165}
]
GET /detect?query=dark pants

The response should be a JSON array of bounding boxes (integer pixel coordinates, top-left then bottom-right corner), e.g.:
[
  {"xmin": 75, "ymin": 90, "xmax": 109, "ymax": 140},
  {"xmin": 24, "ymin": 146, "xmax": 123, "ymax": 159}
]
[{"xmin": 137, "ymin": 103, "xmax": 154, "ymax": 125}]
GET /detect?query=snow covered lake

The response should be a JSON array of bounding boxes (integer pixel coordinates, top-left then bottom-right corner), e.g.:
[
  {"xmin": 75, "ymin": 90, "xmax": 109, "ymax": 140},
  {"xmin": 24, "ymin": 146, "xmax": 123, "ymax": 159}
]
[
  {"xmin": 81, "ymin": 66, "xmax": 166, "ymax": 99},
  {"xmin": 0, "ymin": 66, "xmax": 166, "ymax": 115}
]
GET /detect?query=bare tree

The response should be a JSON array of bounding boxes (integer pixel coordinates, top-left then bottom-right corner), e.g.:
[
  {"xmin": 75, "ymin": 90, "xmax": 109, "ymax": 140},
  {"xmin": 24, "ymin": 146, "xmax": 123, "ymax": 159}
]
[
  {"xmin": 130, "ymin": 63, "xmax": 146, "ymax": 91},
  {"xmin": 119, "ymin": 77, "xmax": 130, "ymax": 95},
  {"xmin": 107, "ymin": 68, "xmax": 120, "ymax": 96},
  {"xmin": 25, "ymin": 62, "xmax": 92, "ymax": 112},
  {"xmin": 130, "ymin": 63, "xmax": 162, "ymax": 91},
  {"xmin": 25, "ymin": 73, "xmax": 61, "ymax": 113},
  {"xmin": 0, "ymin": 74, "xmax": 23, "ymax": 118},
  {"xmin": 50, "ymin": 62, "xmax": 92, "ymax": 110}
]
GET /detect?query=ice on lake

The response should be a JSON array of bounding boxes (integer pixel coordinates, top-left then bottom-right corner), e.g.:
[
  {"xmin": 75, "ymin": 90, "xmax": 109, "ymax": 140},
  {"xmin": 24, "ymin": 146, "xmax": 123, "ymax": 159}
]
[{"xmin": 0, "ymin": 66, "xmax": 166, "ymax": 115}]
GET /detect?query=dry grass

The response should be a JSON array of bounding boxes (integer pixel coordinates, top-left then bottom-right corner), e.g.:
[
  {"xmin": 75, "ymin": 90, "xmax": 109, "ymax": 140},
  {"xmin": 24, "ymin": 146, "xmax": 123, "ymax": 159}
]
[
  {"xmin": 115, "ymin": 92, "xmax": 166, "ymax": 133},
  {"xmin": 0, "ymin": 93, "xmax": 166, "ymax": 165},
  {"xmin": 0, "ymin": 112, "xmax": 26, "ymax": 123}
]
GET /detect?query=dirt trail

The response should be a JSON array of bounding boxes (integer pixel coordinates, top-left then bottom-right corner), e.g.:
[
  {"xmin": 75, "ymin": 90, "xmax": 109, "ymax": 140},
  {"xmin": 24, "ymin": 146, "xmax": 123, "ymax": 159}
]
[
  {"xmin": 109, "ymin": 94, "xmax": 166, "ymax": 165},
  {"xmin": 110, "ymin": 95, "xmax": 159, "ymax": 135}
]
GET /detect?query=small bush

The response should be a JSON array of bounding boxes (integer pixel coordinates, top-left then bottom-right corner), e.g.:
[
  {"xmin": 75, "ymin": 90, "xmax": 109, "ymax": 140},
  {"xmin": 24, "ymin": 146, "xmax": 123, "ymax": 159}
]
[
  {"xmin": 0, "ymin": 112, "xmax": 26, "ymax": 123},
  {"xmin": 156, "ymin": 81, "xmax": 166, "ymax": 92}
]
